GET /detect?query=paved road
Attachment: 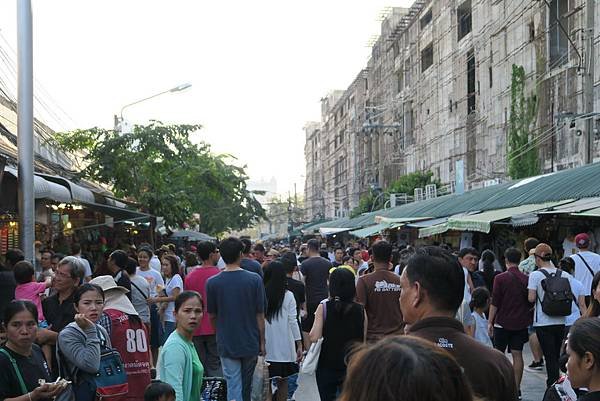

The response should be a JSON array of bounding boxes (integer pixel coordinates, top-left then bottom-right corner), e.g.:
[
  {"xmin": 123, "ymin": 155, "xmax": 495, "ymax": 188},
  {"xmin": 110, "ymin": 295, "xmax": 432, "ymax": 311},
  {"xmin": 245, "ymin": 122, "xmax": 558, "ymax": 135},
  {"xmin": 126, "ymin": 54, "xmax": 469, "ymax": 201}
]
[{"xmin": 293, "ymin": 342, "xmax": 548, "ymax": 401}]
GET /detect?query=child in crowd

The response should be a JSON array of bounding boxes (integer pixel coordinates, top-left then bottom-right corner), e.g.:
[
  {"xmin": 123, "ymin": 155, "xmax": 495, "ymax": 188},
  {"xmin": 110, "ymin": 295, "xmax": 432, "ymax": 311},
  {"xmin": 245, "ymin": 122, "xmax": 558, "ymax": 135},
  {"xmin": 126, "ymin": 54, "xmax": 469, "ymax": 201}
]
[
  {"xmin": 13, "ymin": 260, "xmax": 54, "ymax": 363},
  {"xmin": 144, "ymin": 380, "xmax": 176, "ymax": 401},
  {"xmin": 470, "ymin": 286, "xmax": 493, "ymax": 347}
]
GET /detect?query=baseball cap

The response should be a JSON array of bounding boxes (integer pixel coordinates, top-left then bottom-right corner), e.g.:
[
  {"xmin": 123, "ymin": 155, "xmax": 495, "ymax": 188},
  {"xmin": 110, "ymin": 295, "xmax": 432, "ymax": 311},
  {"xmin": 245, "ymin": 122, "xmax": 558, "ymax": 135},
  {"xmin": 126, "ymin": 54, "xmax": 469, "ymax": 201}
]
[{"xmin": 575, "ymin": 233, "xmax": 590, "ymax": 248}]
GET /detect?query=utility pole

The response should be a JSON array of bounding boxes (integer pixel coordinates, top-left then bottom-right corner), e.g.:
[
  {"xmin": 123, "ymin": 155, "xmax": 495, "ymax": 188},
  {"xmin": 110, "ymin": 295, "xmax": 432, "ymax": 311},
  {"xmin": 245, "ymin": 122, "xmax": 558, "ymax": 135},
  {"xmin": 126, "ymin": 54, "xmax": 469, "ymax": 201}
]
[
  {"xmin": 17, "ymin": 0, "xmax": 34, "ymax": 262},
  {"xmin": 584, "ymin": 0, "xmax": 596, "ymax": 164}
]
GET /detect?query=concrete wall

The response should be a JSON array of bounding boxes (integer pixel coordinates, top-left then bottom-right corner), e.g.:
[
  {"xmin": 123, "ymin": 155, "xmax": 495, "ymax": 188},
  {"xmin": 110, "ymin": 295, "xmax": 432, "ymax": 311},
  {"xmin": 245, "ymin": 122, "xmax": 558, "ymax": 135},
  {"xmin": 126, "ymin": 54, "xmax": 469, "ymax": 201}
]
[{"xmin": 304, "ymin": 0, "xmax": 600, "ymax": 221}]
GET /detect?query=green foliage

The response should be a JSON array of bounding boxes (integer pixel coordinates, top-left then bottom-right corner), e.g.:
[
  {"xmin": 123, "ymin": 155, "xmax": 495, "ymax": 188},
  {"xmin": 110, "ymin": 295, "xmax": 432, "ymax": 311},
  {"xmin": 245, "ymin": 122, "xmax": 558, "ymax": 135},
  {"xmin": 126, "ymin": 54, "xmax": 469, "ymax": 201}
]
[
  {"xmin": 387, "ymin": 171, "xmax": 441, "ymax": 195},
  {"xmin": 508, "ymin": 64, "xmax": 539, "ymax": 179},
  {"xmin": 54, "ymin": 122, "xmax": 266, "ymax": 235},
  {"xmin": 350, "ymin": 192, "xmax": 377, "ymax": 218},
  {"xmin": 350, "ymin": 171, "xmax": 440, "ymax": 217}
]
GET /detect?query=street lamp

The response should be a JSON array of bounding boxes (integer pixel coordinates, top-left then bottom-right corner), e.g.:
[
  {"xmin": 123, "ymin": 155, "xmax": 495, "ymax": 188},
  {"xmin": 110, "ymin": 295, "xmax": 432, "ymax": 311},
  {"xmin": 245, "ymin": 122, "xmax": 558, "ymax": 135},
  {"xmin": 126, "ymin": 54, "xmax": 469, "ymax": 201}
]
[{"xmin": 114, "ymin": 83, "xmax": 192, "ymax": 133}]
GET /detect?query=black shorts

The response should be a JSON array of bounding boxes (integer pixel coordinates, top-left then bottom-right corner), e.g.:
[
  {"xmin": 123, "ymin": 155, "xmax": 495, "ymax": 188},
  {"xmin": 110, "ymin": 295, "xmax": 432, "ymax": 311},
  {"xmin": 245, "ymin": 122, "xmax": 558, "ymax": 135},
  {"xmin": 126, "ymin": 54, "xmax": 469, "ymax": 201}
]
[
  {"xmin": 267, "ymin": 361, "xmax": 299, "ymax": 379},
  {"xmin": 301, "ymin": 303, "xmax": 319, "ymax": 332},
  {"xmin": 493, "ymin": 327, "xmax": 529, "ymax": 352}
]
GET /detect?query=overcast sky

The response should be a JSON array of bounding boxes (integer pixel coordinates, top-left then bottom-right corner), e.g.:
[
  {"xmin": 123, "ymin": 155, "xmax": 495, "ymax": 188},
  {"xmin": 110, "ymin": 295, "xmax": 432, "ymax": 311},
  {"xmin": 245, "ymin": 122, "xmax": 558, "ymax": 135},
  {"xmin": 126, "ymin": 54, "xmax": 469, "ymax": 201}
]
[{"xmin": 0, "ymin": 0, "xmax": 411, "ymax": 196}]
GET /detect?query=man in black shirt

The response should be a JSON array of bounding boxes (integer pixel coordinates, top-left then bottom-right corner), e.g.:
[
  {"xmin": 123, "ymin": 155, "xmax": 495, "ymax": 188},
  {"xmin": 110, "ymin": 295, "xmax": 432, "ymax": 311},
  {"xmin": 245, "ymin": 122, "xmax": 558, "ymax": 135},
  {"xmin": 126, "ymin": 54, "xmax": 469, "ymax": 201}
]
[
  {"xmin": 280, "ymin": 251, "xmax": 306, "ymax": 319},
  {"xmin": 108, "ymin": 250, "xmax": 132, "ymax": 299},
  {"xmin": 300, "ymin": 239, "xmax": 331, "ymax": 333},
  {"xmin": 400, "ymin": 246, "xmax": 517, "ymax": 401},
  {"xmin": 41, "ymin": 255, "xmax": 85, "ymax": 376}
]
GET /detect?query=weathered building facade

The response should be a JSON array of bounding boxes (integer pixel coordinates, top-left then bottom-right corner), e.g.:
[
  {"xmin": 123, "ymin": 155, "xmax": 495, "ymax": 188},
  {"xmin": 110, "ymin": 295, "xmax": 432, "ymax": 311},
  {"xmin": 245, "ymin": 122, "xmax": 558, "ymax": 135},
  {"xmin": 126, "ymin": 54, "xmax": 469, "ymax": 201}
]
[{"xmin": 305, "ymin": 0, "xmax": 600, "ymax": 221}]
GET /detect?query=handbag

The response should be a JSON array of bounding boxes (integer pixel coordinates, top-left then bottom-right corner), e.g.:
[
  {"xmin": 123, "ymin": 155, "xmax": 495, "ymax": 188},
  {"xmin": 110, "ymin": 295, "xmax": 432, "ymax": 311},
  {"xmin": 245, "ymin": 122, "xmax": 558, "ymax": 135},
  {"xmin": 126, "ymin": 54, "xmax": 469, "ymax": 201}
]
[
  {"xmin": 250, "ymin": 356, "xmax": 269, "ymax": 401},
  {"xmin": 300, "ymin": 300, "xmax": 327, "ymax": 375},
  {"xmin": 201, "ymin": 377, "xmax": 227, "ymax": 401}
]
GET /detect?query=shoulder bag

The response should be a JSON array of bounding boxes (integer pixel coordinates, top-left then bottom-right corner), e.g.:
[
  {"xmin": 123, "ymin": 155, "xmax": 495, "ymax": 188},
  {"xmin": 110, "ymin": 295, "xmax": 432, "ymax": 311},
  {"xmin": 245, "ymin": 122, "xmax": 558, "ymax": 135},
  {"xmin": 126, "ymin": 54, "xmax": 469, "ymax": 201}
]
[
  {"xmin": 575, "ymin": 254, "xmax": 596, "ymax": 277},
  {"xmin": 300, "ymin": 300, "xmax": 327, "ymax": 375},
  {"xmin": 0, "ymin": 348, "xmax": 28, "ymax": 395}
]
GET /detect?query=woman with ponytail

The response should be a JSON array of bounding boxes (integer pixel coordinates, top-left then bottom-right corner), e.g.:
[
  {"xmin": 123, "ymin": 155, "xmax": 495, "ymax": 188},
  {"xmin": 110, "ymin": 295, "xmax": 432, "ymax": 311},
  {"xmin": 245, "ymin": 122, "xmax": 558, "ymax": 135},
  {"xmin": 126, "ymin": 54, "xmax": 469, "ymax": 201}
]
[{"xmin": 309, "ymin": 268, "xmax": 366, "ymax": 401}]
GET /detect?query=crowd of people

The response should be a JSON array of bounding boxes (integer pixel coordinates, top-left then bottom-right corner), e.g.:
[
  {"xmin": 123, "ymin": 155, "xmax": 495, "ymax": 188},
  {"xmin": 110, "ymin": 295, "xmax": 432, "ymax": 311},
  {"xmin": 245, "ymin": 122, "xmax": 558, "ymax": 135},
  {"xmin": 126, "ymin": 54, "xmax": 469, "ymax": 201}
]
[{"xmin": 1, "ymin": 233, "xmax": 600, "ymax": 401}]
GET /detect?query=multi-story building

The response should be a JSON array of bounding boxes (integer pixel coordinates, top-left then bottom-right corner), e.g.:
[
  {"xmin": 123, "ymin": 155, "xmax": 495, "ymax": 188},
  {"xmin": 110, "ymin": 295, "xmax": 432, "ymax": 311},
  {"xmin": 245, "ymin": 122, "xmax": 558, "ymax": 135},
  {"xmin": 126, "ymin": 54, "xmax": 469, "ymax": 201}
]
[{"xmin": 304, "ymin": 0, "xmax": 600, "ymax": 221}]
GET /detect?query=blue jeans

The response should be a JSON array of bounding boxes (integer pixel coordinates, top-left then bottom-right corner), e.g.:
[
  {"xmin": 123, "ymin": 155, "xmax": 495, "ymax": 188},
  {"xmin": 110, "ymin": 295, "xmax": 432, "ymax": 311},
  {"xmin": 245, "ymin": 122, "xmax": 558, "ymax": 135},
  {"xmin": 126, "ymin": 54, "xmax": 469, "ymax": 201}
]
[
  {"xmin": 287, "ymin": 373, "xmax": 299, "ymax": 399},
  {"xmin": 162, "ymin": 321, "xmax": 176, "ymax": 345},
  {"xmin": 220, "ymin": 356, "xmax": 258, "ymax": 401}
]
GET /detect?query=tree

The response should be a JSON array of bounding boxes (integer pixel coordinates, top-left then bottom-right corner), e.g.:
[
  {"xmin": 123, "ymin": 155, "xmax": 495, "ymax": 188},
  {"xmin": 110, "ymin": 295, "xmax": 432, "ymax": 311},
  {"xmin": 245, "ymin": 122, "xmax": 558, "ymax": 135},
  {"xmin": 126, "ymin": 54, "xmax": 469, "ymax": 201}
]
[
  {"xmin": 350, "ymin": 171, "xmax": 441, "ymax": 217},
  {"xmin": 53, "ymin": 122, "xmax": 266, "ymax": 235},
  {"xmin": 508, "ymin": 64, "xmax": 539, "ymax": 179},
  {"xmin": 387, "ymin": 171, "xmax": 441, "ymax": 196}
]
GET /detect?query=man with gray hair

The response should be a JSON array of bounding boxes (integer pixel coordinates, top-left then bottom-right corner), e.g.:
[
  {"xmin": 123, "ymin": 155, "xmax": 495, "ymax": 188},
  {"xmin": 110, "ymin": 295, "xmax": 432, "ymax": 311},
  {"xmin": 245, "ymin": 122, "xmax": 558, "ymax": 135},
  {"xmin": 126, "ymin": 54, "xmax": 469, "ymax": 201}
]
[{"xmin": 40, "ymin": 255, "xmax": 85, "ymax": 376}]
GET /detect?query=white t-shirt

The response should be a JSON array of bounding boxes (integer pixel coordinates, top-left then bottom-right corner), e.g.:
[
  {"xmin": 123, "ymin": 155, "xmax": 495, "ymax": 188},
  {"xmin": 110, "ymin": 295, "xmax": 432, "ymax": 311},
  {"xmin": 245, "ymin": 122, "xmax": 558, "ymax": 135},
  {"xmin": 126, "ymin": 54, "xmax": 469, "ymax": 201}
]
[
  {"xmin": 572, "ymin": 251, "xmax": 600, "ymax": 296},
  {"xmin": 566, "ymin": 278, "xmax": 584, "ymax": 326},
  {"xmin": 472, "ymin": 311, "xmax": 492, "ymax": 347},
  {"xmin": 137, "ymin": 267, "xmax": 165, "ymax": 297},
  {"xmin": 129, "ymin": 274, "xmax": 151, "ymax": 324},
  {"xmin": 563, "ymin": 239, "xmax": 577, "ymax": 257},
  {"xmin": 149, "ymin": 255, "xmax": 161, "ymax": 272},
  {"xmin": 164, "ymin": 274, "xmax": 183, "ymax": 322},
  {"xmin": 75, "ymin": 255, "xmax": 93, "ymax": 278},
  {"xmin": 462, "ymin": 267, "xmax": 472, "ymax": 303},
  {"xmin": 528, "ymin": 267, "xmax": 574, "ymax": 326}
]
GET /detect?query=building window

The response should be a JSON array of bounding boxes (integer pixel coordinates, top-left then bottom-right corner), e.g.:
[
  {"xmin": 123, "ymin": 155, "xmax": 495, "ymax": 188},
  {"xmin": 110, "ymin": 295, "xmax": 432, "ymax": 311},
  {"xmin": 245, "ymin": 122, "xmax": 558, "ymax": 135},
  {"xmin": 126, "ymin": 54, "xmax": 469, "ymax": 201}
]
[
  {"xmin": 396, "ymin": 71, "xmax": 404, "ymax": 94},
  {"xmin": 528, "ymin": 21, "xmax": 536, "ymax": 42},
  {"xmin": 421, "ymin": 43, "xmax": 434, "ymax": 72},
  {"xmin": 467, "ymin": 50, "xmax": 476, "ymax": 113},
  {"xmin": 548, "ymin": 0, "xmax": 568, "ymax": 67},
  {"xmin": 489, "ymin": 66, "xmax": 493, "ymax": 88},
  {"xmin": 420, "ymin": 9, "xmax": 433, "ymax": 29},
  {"xmin": 457, "ymin": 0, "xmax": 472, "ymax": 42}
]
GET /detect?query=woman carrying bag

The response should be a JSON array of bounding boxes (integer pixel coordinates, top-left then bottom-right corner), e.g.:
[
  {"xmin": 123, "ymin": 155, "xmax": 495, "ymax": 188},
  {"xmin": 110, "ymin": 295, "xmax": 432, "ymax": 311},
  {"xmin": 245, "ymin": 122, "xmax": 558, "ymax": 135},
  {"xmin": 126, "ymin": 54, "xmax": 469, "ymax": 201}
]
[
  {"xmin": 57, "ymin": 284, "xmax": 113, "ymax": 401},
  {"xmin": 0, "ymin": 300, "xmax": 66, "ymax": 401},
  {"xmin": 309, "ymin": 268, "xmax": 366, "ymax": 401}
]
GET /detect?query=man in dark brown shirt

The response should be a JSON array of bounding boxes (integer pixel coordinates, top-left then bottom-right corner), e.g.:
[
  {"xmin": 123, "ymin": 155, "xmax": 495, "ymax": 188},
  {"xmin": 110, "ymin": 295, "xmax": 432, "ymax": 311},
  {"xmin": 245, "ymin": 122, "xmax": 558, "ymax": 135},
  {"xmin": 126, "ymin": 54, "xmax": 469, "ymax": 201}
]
[
  {"xmin": 356, "ymin": 240, "xmax": 403, "ymax": 342},
  {"xmin": 400, "ymin": 247, "xmax": 517, "ymax": 401}
]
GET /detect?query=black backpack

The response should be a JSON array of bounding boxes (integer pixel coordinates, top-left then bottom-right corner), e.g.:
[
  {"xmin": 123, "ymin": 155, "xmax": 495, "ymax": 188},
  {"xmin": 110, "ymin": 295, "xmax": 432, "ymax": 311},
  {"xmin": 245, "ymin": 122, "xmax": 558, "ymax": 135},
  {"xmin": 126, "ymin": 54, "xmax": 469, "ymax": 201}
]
[{"xmin": 539, "ymin": 269, "xmax": 573, "ymax": 317}]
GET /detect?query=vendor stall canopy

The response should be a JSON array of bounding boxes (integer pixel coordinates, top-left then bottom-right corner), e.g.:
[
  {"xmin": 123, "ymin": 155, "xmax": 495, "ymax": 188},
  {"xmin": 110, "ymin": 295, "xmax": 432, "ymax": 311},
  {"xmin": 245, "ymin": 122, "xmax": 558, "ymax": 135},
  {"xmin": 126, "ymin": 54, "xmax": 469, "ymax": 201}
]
[{"xmin": 302, "ymin": 161, "xmax": 600, "ymax": 237}]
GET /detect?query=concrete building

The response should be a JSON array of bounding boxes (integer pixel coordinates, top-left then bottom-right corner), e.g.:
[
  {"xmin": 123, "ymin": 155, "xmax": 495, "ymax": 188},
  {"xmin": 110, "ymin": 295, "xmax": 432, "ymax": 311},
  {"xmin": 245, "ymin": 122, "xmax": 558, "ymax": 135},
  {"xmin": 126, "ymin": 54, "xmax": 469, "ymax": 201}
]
[{"xmin": 304, "ymin": 0, "xmax": 600, "ymax": 221}]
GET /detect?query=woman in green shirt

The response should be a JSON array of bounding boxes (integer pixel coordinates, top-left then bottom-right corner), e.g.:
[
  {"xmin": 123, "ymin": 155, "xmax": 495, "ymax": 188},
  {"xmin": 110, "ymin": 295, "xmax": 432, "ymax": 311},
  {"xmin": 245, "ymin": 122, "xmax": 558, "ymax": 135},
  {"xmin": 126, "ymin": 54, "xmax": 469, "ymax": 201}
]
[{"xmin": 158, "ymin": 291, "xmax": 204, "ymax": 401}]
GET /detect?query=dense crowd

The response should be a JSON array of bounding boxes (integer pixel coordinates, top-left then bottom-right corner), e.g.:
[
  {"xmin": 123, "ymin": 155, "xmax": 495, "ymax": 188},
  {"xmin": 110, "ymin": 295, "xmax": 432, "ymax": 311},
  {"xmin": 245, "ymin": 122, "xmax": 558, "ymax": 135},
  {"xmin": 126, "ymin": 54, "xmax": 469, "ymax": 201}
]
[{"xmin": 1, "ymin": 234, "xmax": 600, "ymax": 401}]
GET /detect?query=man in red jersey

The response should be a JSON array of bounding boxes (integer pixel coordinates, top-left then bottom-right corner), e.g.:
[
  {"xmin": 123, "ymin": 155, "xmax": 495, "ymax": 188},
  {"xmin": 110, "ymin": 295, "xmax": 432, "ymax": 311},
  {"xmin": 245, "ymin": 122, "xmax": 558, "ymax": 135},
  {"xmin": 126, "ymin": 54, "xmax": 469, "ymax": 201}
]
[{"xmin": 184, "ymin": 240, "xmax": 223, "ymax": 376}]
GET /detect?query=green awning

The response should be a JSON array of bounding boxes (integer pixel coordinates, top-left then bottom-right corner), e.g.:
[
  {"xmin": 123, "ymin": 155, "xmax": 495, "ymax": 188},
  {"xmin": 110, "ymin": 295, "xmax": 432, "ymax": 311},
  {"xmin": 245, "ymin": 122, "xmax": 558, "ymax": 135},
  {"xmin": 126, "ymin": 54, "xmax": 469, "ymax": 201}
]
[
  {"xmin": 349, "ymin": 223, "xmax": 391, "ymax": 238},
  {"xmin": 419, "ymin": 222, "xmax": 450, "ymax": 238},
  {"xmin": 446, "ymin": 201, "xmax": 572, "ymax": 233},
  {"xmin": 375, "ymin": 216, "xmax": 431, "ymax": 224},
  {"xmin": 572, "ymin": 206, "xmax": 600, "ymax": 217}
]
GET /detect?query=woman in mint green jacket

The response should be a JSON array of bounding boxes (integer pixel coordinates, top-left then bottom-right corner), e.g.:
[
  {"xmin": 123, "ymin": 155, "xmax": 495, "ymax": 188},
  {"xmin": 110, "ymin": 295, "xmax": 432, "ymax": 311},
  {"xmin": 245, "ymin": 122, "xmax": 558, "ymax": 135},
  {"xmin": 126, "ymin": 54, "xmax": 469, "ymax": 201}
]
[{"xmin": 158, "ymin": 291, "xmax": 204, "ymax": 401}]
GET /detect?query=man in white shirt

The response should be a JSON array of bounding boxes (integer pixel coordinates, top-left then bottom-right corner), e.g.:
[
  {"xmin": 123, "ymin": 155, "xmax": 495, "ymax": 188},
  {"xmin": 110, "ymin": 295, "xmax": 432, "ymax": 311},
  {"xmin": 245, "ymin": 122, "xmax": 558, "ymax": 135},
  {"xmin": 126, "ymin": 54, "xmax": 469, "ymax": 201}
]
[
  {"xmin": 71, "ymin": 243, "xmax": 92, "ymax": 282},
  {"xmin": 571, "ymin": 232, "xmax": 600, "ymax": 306},
  {"xmin": 562, "ymin": 233, "xmax": 577, "ymax": 257},
  {"xmin": 149, "ymin": 252, "xmax": 162, "ymax": 272},
  {"xmin": 528, "ymin": 243, "xmax": 575, "ymax": 387}
]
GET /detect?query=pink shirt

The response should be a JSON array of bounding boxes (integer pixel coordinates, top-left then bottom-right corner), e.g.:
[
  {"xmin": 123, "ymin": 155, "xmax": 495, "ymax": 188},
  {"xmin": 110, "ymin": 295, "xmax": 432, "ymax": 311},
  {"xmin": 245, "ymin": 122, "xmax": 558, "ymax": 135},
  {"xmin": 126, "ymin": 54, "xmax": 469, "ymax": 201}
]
[
  {"xmin": 184, "ymin": 266, "xmax": 220, "ymax": 336},
  {"xmin": 15, "ymin": 282, "xmax": 47, "ymax": 321}
]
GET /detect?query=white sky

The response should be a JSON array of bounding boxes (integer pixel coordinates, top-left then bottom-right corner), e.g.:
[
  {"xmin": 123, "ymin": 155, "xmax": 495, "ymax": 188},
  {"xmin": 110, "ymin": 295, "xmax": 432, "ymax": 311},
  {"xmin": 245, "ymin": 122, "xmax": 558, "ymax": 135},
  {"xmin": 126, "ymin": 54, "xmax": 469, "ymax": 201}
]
[{"xmin": 0, "ymin": 0, "xmax": 412, "ymax": 196}]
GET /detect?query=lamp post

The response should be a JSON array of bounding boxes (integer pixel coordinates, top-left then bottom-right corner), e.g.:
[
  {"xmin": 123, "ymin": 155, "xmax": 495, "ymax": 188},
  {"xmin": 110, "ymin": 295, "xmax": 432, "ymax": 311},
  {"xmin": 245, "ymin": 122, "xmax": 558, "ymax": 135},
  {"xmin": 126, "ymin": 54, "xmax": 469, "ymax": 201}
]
[
  {"xmin": 17, "ymin": 0, "xmax": 35, "ymax": 262},
  {"xmin": 114, "ymin": 83, "xmax": 191, "ymax": 133}
]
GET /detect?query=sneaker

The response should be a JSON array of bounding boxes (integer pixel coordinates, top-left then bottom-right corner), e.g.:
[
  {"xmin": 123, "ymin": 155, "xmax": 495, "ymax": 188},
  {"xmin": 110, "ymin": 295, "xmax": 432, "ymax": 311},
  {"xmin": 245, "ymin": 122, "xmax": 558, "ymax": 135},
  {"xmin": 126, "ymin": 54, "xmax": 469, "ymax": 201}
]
[{"xmin": 527, "ymin": 360, "xmax": 544, "ymax": 370}]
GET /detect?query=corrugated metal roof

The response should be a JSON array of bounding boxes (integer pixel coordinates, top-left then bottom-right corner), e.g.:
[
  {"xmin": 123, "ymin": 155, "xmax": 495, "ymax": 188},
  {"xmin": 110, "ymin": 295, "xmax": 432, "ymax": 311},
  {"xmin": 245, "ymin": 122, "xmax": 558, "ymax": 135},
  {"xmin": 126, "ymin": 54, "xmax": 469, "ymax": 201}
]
[
  {"xmin": 350, "ymin": 222, "xmax": 391, "ymax": 238},
  {"xmin": 446, "ymin": 201, "xmax": 571, "ymax": 233},
  {"xmin": 379, "ymin": 162, "xmax": 600, "ymax": 221}
]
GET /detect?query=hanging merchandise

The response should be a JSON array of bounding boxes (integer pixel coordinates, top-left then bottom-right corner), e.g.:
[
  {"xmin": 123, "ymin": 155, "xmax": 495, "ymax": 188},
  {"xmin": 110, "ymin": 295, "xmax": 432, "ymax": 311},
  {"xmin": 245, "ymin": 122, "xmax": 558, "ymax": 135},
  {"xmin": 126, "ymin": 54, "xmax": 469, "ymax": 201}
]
[{"xmin": 0, "ymin": 228, "xmax": 8, "ymax": 253}]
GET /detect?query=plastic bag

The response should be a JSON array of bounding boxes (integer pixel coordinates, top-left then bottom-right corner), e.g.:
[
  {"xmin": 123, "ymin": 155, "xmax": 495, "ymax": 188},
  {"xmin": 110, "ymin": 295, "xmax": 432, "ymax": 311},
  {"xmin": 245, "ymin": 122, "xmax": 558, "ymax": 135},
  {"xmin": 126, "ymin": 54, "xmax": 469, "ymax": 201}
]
[{"xmin": 250, "ymin": 356, "xmax": 269, "ymax": 401}]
